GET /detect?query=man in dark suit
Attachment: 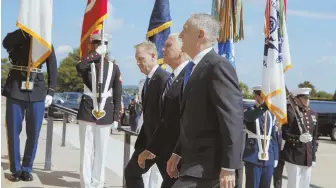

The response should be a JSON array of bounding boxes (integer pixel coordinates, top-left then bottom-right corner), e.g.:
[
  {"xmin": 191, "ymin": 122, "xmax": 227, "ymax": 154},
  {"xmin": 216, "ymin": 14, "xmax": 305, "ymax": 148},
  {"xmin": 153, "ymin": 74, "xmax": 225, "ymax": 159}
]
[
  {"xmin": 2, "ymin": 29, "xmax": 57, "ymax": 181},
  {"xmin": 167, "ymin": 13, "xmax": 245, "ymax": 188},
  {"xmin": 76, "ymin": 31, "xmax": 122, "ymax": 188},
  {"xmin": 136, "ymin": 33, "xmax": 190, "ymax": 188},
  {"xmin": 124, "ymin": 41, "xmax": 170, "ymax": 188}
]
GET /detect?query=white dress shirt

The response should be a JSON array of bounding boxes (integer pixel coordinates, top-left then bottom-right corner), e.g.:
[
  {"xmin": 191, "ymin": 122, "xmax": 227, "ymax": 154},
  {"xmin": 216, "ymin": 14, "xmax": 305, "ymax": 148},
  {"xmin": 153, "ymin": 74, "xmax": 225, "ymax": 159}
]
[
  {"xmin": 147, "ymin": 64, "xmax": 159, "ymax": 80},
  {"xmin": 172, "ymin": 60, "xmax": 189, "ymax": 79},
  {"xmin": 190, "ymin": 47, "xmax": 213, "ymax": 74}
]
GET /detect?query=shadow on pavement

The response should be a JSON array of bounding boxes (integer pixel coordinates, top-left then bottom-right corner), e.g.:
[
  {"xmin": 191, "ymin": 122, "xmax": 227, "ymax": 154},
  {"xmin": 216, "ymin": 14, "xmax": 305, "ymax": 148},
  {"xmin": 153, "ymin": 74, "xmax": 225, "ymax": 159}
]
[
  {"xmin": 281, "ymin": 175, "xmax": 324, "ymax": 188},
  {"xmin": 2, "ymin": 155, "xmax": 80, "ymax": 188}
]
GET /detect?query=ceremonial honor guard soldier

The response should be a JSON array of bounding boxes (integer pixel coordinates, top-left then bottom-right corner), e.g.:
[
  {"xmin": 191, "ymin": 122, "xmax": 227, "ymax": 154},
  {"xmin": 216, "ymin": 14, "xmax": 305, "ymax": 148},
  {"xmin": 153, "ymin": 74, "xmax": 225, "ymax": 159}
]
[
  {"xmin": 76, "ymin": 31, "xmax": 122, "ymax": 188},
  {"xmin": 243, "ymin": 86, "xmax": 279, "ymax": 188},
  {"xmin": 2, "ymin": 29, "xmax": 57, "ymax": 181},
  {"xmin": 282, "ymin": 88, "xmax": 318, "ymax": 188}
]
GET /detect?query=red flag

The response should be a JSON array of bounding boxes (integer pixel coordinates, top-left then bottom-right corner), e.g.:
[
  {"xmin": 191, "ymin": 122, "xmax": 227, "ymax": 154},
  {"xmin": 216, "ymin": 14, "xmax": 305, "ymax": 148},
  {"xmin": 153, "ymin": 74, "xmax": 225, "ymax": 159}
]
[{"xmin": 80, "ymin": 0, "xmax": 108, "ymax": 58}]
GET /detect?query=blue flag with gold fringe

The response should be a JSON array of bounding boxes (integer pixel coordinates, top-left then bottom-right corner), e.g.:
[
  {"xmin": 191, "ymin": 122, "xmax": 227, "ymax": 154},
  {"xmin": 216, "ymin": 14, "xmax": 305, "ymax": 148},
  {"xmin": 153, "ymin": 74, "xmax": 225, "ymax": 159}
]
[{"xmin": 146, "ymin": 0, "xmax": 172, "ymax": 69}]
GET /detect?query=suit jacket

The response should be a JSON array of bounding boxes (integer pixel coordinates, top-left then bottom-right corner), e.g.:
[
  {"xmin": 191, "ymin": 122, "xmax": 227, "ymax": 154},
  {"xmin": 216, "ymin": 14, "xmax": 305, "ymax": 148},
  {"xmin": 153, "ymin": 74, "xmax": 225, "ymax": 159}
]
[
  {"xmin": 134, "ymin": 67, "xmax": 170, "ymax": 149},
  {"xmin": 282, "ymin": 105, "xmax": 318, "ymax": 166},
  {"xmin": 76, "ymin": 51, "xmax": 122, "ymax": 125},
  {"xmin": 174, "ymin": 50, "xmax": 245, "ymax": 179},
  {"xmin": 243, "ymin": 105, "xmax": 279, "ymax": 166},
  {"xmin": 2, "ymin": 29, "xmax": 57, "ymax": 101},
  {"xmin": 147, "ymin": 68, "xmax": 186, "ymax": 160}
]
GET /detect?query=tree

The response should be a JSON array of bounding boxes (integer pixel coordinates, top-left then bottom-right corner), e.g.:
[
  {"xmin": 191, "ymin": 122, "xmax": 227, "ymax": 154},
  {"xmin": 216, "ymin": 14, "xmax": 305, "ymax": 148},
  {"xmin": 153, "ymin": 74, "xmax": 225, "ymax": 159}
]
[
  {"xmin": 1, "ymin": 58, "xmax": 10, "ymax": 85},
  {"xmin": 57, "ymin": 48, "xmax": 84, "ymax": 92},
  {"xmin": 314, "ymin": 91, "xmax": 333, "ymax": 100},
  {"xmin": 298, "ymin": 81, "xmax": 317, "ymax": 97},
  {"xmin": 333, "ymin": 90, "xmax": 336, "ymax": 101},
  {"xmin": 239, "ymin": 82, "xmax": 253, "ymax": 99}
]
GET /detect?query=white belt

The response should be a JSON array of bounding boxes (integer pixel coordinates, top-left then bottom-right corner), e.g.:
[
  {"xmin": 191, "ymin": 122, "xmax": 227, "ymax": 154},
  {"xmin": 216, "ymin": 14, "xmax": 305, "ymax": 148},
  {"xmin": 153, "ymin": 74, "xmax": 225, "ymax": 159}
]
[
  {"xmin": 84, "ymin": 87, "xmax": 112, "ymax": 98},
  {"xmin": 246, "ymin": 130, "xmax": 271, "ymax": 140}
]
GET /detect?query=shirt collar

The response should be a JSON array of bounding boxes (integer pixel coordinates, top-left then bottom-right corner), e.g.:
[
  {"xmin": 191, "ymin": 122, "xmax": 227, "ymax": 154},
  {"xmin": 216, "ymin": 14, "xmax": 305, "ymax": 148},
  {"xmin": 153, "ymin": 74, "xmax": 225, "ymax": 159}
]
[
  {"xmin": 172, "ymin": 60, "xmax": 189, "ymax": 78},
  {"xmin": 147, "ymin": 64, "xmax": 159, "ymax": 79},
  {"xmin": 192, "ymin": 47, "xmax": 213, "ymax": 66}
]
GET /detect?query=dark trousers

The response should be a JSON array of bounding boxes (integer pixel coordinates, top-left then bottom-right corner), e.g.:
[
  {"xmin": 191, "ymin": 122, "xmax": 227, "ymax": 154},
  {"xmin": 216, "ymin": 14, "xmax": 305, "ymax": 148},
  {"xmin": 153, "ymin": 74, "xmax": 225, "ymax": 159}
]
[
  {"xmin": 245, "ymin": 162, "xmax": 274, "ymax": 188},
  {"xmin": 171, "ymin": 169, "xmax": 242, "ymax": 188},
  {"xmin": 5, "ymin": 97, "xmax": 45, "ymax": 173},
  {"xmin": 172, "ymin": 176, "xmax": 219, "ymax": 188},
  {"xmin": 124, "ymin": 148, "xmax": 177, "ymax": 188},
  {"xmin": 273, "ymin": 160, "xmax": 285, "ymax": 188}
]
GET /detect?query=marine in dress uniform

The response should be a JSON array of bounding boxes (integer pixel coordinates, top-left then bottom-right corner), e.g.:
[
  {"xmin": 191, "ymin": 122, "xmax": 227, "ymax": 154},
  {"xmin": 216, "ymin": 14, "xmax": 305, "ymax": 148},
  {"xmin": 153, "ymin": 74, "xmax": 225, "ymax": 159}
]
[
  {"xmin": 76, "ymin": 31, "xmax": 122, "ymax": 188},
  {"xmin": 243, "ymin": 86, "xmax": 279, "ymax": 188},
  {"xmin": 282, "ymin": 88, "xmax": 318, "ymax": 188},
  {"xmin": 2, "ymin": 29, "xmax": 57, "ymax": 181}
]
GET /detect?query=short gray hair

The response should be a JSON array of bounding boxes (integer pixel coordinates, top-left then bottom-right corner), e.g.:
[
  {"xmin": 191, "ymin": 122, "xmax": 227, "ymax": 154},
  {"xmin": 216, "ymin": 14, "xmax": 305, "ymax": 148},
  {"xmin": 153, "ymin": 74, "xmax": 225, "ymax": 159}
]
[
  {"xmin": 187, "ymin": 13, "xmax": 220, "ymax": 44},
  {"xmin": 134, "ymin": 41, "xmax": 158, "ymax": 57},
  {"xmin": 168, "ymin": 33, "xmax": 183, "ymax": 49}
]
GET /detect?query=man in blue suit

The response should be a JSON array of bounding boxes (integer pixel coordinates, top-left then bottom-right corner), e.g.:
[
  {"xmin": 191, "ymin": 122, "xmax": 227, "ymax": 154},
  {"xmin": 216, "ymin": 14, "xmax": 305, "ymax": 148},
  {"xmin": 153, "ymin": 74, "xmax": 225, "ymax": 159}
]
[{"xmin": 243, "ymin": 86, "xmax": 279, "ymax": 188}]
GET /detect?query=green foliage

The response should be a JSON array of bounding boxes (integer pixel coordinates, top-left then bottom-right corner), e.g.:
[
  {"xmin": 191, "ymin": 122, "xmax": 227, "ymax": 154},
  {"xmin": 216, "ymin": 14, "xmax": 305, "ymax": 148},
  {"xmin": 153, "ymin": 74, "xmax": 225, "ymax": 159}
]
[
  {"xmin": 1, "ymin": 58, "xmax": 10, "ymax": 85},
  {"xmin": 239, "ymin": 82, "xmax": 253, "ymax": 99},
  {"xmin": 57, "ymin": 48, "xmax": 84, "ymax": 92}
]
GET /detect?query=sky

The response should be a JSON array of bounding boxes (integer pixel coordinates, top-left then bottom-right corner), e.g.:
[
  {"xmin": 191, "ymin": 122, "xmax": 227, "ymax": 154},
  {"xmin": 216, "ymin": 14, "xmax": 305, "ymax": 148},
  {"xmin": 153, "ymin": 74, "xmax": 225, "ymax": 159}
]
[{"xmin": 1, "ymin": 0, "xmax": 336, "ymax": 93}]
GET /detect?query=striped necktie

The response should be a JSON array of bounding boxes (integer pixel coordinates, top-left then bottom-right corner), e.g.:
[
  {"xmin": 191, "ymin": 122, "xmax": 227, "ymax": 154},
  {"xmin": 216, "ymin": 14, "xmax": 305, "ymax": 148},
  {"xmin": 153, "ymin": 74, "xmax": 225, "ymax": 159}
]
[{"xmin": 163, "ymin": 73, "xmax": 175, "ymax": 98}]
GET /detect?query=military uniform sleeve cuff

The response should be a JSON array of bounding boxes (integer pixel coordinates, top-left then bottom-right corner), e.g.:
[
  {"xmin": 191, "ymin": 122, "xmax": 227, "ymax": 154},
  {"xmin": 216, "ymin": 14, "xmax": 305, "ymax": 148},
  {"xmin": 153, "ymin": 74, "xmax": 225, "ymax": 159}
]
[{"xmin": 221, "ymin": 168, "xmax": 235, "ymax": 172}]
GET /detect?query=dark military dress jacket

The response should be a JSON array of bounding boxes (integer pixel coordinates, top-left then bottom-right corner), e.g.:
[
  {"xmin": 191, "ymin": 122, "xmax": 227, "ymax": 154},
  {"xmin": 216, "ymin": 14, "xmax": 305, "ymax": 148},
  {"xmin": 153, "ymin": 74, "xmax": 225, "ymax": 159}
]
[
  {"xmin": 2, "ymin": 29, "xmax": 57, "ymax": 101},
  {"xmin": 282, "ymin": 105, "xmax": 318, "ymax": 166},
  {"xmin": 76, "ymin": 51, "xmax": 122, "ymax": 125}
]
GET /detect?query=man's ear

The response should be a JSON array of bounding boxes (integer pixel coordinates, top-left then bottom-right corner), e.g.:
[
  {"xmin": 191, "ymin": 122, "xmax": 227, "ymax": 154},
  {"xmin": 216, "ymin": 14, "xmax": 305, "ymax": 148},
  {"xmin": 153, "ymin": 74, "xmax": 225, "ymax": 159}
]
[{"xmin": 198, "ymin": 29, "xmax": 205, "ymax": 39}]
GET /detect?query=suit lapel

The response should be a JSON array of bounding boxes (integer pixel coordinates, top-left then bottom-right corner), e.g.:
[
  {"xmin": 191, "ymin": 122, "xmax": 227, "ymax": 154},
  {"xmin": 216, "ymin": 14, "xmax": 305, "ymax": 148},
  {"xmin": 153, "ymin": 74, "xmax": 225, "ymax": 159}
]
[{"xmin": 181, "ymin": 59, "xmax": 209, "ymax": 107}]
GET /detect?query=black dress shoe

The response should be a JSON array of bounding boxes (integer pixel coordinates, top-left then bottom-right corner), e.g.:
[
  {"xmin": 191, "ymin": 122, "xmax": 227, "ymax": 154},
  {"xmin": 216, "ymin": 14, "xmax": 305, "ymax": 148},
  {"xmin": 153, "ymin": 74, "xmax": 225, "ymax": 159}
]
[
  {"xmin": 7, "ymin": 172, "xmax": 21, "ymax": 182},
  {"xmin": 20, "ymin": 171, "xmax": 33, "ymax": 181}
]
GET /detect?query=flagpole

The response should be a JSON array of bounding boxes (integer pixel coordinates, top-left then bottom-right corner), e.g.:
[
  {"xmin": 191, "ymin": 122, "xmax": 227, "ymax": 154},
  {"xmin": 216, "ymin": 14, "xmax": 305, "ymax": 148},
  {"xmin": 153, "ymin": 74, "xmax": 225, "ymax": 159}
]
[{"xmin": 98, "ymin": 22, "xmax": 105, "ymax": 110}]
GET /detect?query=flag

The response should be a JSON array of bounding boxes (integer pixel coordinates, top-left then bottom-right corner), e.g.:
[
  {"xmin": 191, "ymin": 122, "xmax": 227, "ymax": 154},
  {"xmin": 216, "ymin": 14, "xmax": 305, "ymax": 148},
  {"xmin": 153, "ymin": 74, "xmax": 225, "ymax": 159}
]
[
  {"xmin": 261, "ymin": 0, "xmax": 291, "ymax": 125},
  {"xmin": 146, "ymin": 0, "xmax": 172, "ymax": 69},
  {"xmin": 211, "ymin": 0, "xmax": 244, "ymax": 68},
  {"xmin": 80, "ymin": 0, "xmax": 108, "ymax": 58},
  {"xmin": 16, "ymin": 0, "xmax": 53, "ymax": 68}
]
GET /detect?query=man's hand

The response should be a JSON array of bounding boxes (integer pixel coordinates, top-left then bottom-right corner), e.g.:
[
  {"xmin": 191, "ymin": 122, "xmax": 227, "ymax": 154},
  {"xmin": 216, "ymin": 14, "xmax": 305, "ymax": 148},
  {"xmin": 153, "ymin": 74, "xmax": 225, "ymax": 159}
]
[
  {"xmin": 137, "ymin": 150, "xmax": 156, "ymax": 169},
  {"xmin": 111, "ymin": 121, "xmax": 118, "ymax": 129},
  {"xmin": 95, "ymin": 45, "xmax": 107, "ymax": 55},
  {"xmin": 45, "ymin": 95, "xmax": 53, "ymax": 107},
  {"xmin": 299, "ymin": 133, "xmax": 313, "ymax": 143},
  {"xmin": 312, "ymin": 162, "xmax": 316, "ymax": 167},
  {"xmin": 166, "ymin": 153, "xmax": 181, "ymax": 178},
  {"xmin": 219, "ymin": 168, "xmax": 235, "ymax": 188}
]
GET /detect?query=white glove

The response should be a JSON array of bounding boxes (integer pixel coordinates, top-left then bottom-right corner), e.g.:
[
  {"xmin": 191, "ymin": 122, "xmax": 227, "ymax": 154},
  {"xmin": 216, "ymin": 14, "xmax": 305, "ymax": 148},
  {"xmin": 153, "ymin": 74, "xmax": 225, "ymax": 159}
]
[
  {"xmin": 45, "ymin": 95, "xmax": 53, "ymax": 107},
  {"xmin": 111, "ymin": 121, "xmax": 118, "ymax": 130},
  {"xmin": 274, "ymin": 160, "xmax": 278, "ymax": 168},
  {"xmin": 95, "ymin": 45, "xmax": 107, "ymax": 55},
  {"xmin": 299, "ymin": 133, "xmax": 313, "ymax": 143},
  {"xmin": 312, "ymin": 162, "xmax": 316, "ymax": 167}
]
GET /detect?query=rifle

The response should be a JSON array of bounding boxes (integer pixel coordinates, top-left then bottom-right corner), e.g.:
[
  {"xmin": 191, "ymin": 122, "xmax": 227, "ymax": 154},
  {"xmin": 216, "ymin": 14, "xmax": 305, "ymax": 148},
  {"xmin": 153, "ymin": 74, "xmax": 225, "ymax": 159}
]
[{"xmin": 285, "ymin": 86, "xmax": 308, "ymax": 134}]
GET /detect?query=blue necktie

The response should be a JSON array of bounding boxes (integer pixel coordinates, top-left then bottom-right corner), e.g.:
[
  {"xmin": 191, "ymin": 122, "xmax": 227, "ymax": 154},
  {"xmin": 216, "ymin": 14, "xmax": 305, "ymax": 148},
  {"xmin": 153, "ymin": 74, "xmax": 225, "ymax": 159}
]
[
  {"xmin": 183, "ymin": 61, "xmax": 195, "ymax": 90},
  {"xmin": 143, "ymin": 77, "xmax": 150, "ymax": 95},
  {"xmin": 163, "ymin": 73, "xmax": 175, "ymax": 97}
]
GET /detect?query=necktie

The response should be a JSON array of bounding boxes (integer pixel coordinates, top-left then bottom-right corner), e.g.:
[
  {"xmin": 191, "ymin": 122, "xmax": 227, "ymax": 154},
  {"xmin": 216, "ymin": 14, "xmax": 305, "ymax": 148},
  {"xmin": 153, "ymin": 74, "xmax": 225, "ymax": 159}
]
[
  {"xmin": 163, "ymin": 73, "xmax": 175, "ymax": 97},
  {"xmin": 143, "ymin": 77, "xmax": 150, "ymax": 95},
  {"xmin": 183, "ymin": 61, "xmax": 195, "ymax": 90}
]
